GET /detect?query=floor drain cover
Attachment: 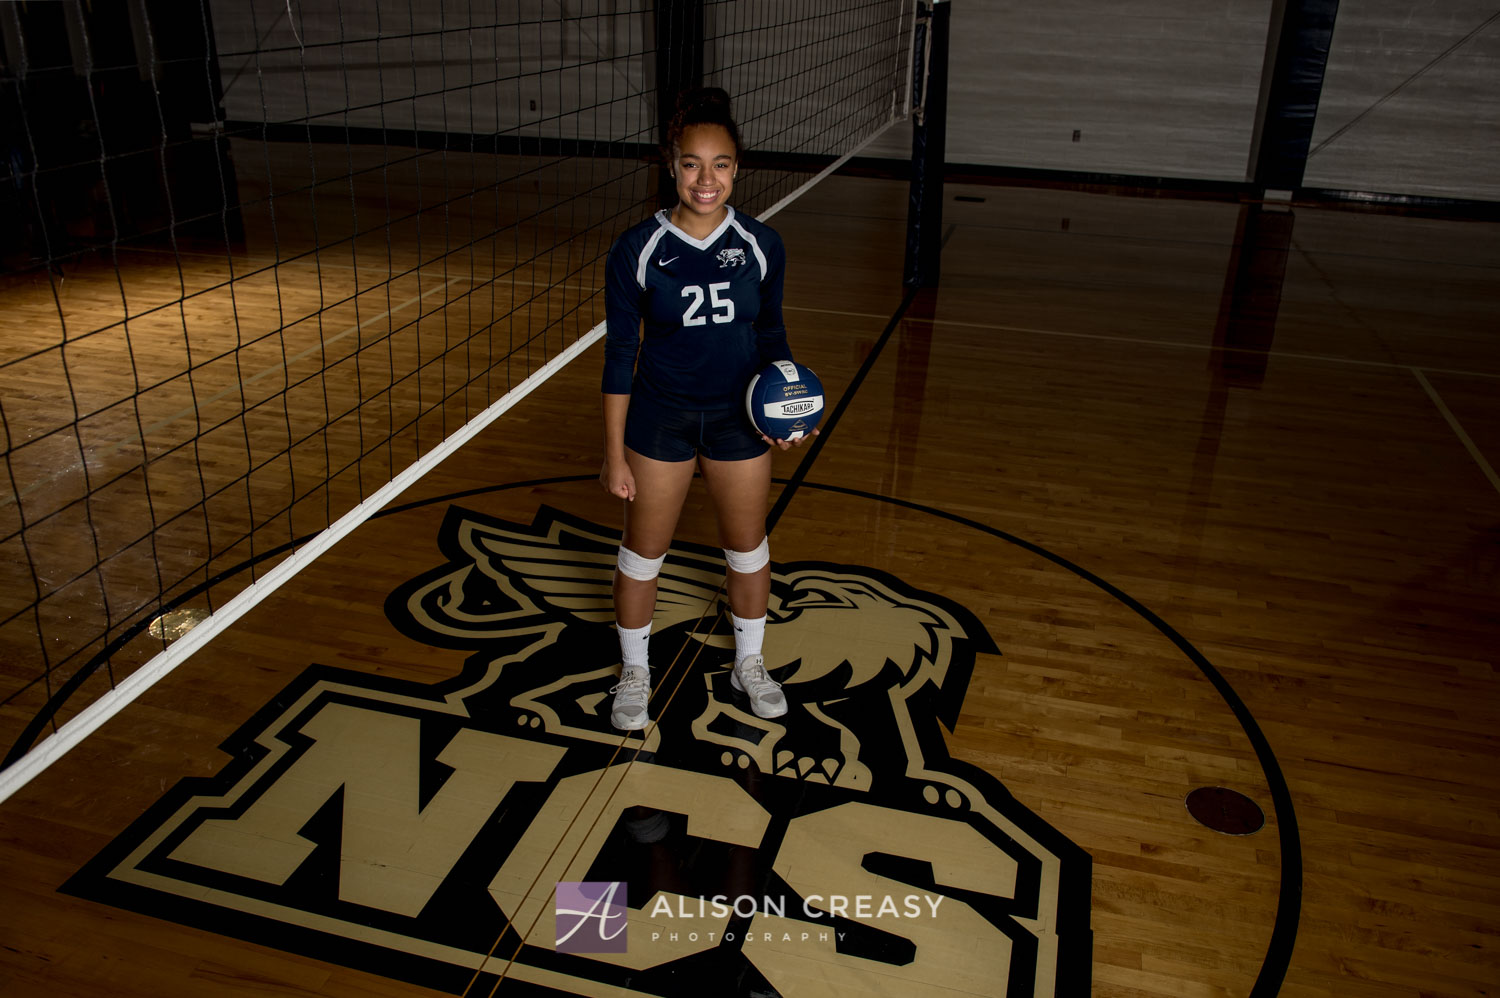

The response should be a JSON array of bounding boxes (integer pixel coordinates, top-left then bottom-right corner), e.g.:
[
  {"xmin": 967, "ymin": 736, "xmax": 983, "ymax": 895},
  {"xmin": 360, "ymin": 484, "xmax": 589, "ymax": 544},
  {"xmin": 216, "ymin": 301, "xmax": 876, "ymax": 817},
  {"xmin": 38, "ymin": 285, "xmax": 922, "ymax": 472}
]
[
  {"xmin": 148, "ymin": 608, "xmax": 211, "ymax": 643},
  {"xmin": 1186, "ymin": 786, "xmax": 1264, "ymax": 835}
]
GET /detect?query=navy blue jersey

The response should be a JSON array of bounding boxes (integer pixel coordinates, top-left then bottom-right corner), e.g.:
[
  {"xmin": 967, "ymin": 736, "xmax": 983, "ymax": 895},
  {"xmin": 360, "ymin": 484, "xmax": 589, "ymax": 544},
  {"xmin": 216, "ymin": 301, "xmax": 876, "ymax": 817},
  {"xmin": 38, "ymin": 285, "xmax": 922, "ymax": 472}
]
[{"xmin": 602, "ymin": 207, "xmax": 791, "ymax": 409}]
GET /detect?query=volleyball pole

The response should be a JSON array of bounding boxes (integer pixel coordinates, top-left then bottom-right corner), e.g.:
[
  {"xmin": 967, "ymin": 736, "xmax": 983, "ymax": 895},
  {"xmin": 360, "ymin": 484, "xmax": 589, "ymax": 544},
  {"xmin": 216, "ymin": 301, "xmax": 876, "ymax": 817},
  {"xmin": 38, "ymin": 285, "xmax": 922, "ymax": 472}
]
[
  {"xmin": 904, "ymin": 0, "xmax": 951, "ymax": 288},
  {"xmin": 655, "ymin": 0, "xmax": 705, "ymax": 209}
]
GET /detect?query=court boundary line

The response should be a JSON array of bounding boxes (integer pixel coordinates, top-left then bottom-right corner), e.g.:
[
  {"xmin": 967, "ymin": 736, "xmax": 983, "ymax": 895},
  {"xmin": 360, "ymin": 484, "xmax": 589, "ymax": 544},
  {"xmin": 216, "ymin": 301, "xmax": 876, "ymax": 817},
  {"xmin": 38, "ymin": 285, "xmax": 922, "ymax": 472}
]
[
  {"xmin": 12, "ymin": 476, "xmax": 746, "ymax": 992},
  {"xmin": 0, "ymin": 115, "xmax": 901, "ymax": 802},
  {"xmin": 464, "ymin": 115, "xmax": 908, "ymax": 994},
  {"xmin": 768, "ymin": 287, "xmax": 919, "ymax": 530},
  {"xmin": 471, "ymin": 607, "xmax": 731, "ymax": 997},
  {"xmin": 378, "ymin": 469, "xmax": 1284, "ymax": 994},
  {"xmin": 783, "ymin": 304, "xmax": 1500, "ymax": 382},
  {"xmin": 461, "ymin": 592, "xmax": 728, "ymax": 998},
  {"xmin": 40, "ymin": 463, "xmax": 1273, "ymax": 993},
  {"xmin": 1412, "ymin": 369, "xmax": 1500, "ymax": 496},
  {"xmin": 774, "ymin": 284, "xmax": 1299, "ymax": 996},
  {"xmin": 784, "ymin": 480, "xmax": 1302, "ymax": 998}
]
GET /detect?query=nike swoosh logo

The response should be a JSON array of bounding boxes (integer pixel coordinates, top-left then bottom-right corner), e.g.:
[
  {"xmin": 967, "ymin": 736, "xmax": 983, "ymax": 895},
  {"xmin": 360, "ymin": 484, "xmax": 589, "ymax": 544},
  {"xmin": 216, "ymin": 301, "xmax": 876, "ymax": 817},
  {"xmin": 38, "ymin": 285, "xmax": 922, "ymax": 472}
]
[{"xmin": 658, "ymin": 256, "xmax": 678, "ymax": 266}]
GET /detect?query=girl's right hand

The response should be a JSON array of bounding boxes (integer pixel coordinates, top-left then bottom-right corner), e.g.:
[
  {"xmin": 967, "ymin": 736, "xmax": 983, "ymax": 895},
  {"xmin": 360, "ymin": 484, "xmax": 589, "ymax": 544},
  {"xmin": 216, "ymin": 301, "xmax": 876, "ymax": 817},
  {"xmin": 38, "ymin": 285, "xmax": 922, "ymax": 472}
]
[{"xmin": 600, "ymin": 457, "xmax": 636, "ymax": 501}]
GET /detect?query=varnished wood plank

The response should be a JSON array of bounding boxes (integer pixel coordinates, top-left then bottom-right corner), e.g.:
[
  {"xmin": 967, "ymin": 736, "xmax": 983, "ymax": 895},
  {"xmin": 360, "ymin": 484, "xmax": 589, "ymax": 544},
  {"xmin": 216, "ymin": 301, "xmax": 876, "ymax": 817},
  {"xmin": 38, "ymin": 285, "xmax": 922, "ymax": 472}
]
[{"xmin": 0, "ymin": 172, "xmax": 1497, "ymax": 998}]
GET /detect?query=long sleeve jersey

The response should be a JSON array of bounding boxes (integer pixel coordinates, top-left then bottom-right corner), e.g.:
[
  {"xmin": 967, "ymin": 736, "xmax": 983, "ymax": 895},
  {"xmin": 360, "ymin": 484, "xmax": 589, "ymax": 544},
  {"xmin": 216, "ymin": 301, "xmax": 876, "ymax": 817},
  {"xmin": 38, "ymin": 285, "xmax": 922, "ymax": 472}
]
[{"xmin": 602, "ymin": 207, "xmax": 792, "ymax": 409}]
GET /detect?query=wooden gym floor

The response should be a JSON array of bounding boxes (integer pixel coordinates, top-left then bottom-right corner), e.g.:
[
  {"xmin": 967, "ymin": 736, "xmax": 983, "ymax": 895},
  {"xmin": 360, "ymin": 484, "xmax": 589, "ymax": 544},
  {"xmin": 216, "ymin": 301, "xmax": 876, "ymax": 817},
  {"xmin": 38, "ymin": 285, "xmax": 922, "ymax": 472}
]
[{"xmin": 0, "ymin": 163, "xmax": 1497, "ymax": 997}]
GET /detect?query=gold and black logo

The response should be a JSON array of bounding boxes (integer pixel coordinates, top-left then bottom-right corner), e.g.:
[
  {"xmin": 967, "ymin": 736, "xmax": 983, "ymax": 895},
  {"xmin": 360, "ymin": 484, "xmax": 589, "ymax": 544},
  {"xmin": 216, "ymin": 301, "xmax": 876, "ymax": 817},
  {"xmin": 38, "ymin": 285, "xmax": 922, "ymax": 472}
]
[{"xmin": 65, "ymin": 505, "xmax": 1092, "ymax": 995}]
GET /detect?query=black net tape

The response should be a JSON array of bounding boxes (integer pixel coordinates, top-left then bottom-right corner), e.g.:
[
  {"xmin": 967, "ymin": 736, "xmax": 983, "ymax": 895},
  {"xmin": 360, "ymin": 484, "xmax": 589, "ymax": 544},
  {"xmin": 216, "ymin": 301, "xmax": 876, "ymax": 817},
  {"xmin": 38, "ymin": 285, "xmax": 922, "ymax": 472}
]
[{"xmin": 0, "ymin": 0, "xmax": 910, "ymax": 768}]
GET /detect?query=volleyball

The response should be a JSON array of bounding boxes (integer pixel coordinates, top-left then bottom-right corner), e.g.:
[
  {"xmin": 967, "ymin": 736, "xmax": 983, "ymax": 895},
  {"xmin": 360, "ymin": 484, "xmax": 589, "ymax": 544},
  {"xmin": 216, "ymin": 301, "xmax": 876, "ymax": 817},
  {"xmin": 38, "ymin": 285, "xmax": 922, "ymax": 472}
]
[{"xmin": 746, "ymin": 360, "xmax": 825, "ymax": 441}]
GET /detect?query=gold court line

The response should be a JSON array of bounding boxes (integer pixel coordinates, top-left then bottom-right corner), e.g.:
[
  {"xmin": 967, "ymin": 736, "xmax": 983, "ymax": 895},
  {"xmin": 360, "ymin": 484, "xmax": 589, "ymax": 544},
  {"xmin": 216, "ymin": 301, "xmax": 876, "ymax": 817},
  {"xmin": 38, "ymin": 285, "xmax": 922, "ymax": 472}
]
[
  {"xmin": 781, "ymin": 304, "xmax": 1500, "ymax": 382},
  {"xmin": 472, "ymin": 609, "xmax": 727, "ymax": 998},
  {"xmin": 464, "ymin": 592, "xmax": 730, "ymax": 998},
  {"xmin": 1412, "ymin": 368, "xmax": 1500, "ymax": 497}
]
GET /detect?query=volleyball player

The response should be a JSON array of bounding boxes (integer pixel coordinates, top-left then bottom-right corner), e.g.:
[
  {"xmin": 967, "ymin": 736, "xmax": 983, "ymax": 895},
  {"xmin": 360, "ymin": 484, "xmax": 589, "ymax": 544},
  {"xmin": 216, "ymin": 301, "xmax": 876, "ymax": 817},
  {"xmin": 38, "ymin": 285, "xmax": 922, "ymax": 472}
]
[{"xmin": 599, "ymin": 87, "xmax": 814, "ymax": 731}]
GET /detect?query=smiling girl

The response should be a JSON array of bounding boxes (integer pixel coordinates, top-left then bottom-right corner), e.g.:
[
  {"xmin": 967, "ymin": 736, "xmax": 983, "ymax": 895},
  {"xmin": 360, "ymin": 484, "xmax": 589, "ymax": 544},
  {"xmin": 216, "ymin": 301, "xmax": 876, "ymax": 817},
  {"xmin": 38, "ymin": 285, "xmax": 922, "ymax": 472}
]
[{"xmin": 599, "ymin": 87, "xmax": 813, "ymax": 731}]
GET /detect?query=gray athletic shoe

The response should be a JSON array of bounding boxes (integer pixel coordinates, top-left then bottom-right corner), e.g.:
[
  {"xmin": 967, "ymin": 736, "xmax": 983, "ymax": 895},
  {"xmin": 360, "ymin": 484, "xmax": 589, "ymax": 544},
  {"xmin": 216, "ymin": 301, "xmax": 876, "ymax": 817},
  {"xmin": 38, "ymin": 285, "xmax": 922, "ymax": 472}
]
[
  {"xmin": 730, "ymin": 654, "xmax": 787, "ymax": 719},
  {"xmin": 610, "ymin": 667, "xmax": 651, "ymax": 730}
]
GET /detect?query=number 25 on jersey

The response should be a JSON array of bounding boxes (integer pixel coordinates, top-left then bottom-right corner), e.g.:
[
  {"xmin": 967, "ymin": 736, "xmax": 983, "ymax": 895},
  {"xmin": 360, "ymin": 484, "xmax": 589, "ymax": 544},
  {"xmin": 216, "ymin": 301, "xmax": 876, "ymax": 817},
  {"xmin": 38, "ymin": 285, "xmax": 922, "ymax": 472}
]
[{"xmin": 681, "ymin": 282, "xmax": 735, "ymax": 326}]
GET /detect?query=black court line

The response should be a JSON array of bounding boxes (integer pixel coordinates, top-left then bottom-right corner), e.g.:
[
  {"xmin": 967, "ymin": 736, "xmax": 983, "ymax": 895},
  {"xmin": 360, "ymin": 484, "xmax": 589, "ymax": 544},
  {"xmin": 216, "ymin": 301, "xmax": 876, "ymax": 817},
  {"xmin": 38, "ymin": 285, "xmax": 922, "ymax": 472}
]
[
  {"xmin": 35, "ymin": 466, "xmax": 1303, "ymax": 994},
  {"xmin": 399, "ymin": 465, "xmax": 1305, "ymax": 995},
  {"xmin": 759, "ymin": 287, "xmax": 1301, "ymax": 996},
  {"xmin": 782, "ymin": 481, "xmax": 1303, "ymax": 998},
  {"xmin": 765, "ymin": 284, "xmax": 920, "ymax": 533},
  {"xmin": 21, "ymin": 279, "xmax": 1302, "ymax": 994}
]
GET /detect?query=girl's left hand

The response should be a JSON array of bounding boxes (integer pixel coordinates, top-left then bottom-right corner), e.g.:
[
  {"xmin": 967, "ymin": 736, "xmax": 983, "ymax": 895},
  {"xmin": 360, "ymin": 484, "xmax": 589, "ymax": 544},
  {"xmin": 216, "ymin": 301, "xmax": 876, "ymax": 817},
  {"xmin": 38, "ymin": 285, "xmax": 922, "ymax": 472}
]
[{"xmin": 761, "ymin": 428, "xmax": 819, "ymax": 451}]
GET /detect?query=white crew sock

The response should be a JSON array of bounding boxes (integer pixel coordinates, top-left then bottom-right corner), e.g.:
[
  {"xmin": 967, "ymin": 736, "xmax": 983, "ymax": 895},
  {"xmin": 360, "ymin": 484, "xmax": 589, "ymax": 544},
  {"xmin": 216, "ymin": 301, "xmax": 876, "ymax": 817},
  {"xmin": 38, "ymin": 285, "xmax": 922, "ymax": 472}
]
[
  {"xmin": 617, "ymin": 622, "xmax": 651, "ymax": 671},
  {"xmin": 730, "ymin": 612, "xmax": 765, "ymax": 663}
]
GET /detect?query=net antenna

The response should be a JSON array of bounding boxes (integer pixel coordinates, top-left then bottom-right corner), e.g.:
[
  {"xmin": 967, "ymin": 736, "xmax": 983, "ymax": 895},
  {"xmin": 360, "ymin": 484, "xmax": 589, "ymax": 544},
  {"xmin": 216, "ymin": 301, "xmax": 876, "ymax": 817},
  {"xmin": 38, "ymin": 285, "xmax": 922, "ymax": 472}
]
[{"xmin": 0, "ymin": 0, "xmax": 915, "ymax": 802}]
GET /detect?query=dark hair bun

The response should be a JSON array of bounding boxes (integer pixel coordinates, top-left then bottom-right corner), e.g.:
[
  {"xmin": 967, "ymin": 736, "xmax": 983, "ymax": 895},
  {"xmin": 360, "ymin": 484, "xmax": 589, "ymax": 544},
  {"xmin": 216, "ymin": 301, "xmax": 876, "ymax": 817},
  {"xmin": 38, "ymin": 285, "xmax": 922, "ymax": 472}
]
[
  {"xmin": 676, "ymin": 87, "xmax": 732, "ymax": 117},
  {"xmin": 665, "ymin": 86, "xmax": 742, "ymax": 158}
]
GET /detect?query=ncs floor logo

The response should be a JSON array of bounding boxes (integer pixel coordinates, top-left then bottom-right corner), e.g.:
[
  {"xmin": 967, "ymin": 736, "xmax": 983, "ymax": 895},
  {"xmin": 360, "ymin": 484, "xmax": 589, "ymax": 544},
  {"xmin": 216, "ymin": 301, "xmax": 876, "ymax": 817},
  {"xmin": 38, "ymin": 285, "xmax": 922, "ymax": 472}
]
[{"xmin": 63, "ymin": 505, "xmax": 1092, "ymax": 996}]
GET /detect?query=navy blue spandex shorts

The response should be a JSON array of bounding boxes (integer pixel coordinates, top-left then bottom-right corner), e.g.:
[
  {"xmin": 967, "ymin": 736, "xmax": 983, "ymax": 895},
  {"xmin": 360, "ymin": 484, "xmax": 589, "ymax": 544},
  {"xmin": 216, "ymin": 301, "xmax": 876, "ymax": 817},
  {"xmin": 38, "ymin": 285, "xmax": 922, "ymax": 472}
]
[{"xmin": 624, "ymin": 393, "xmax": 768, "ymax": 462}]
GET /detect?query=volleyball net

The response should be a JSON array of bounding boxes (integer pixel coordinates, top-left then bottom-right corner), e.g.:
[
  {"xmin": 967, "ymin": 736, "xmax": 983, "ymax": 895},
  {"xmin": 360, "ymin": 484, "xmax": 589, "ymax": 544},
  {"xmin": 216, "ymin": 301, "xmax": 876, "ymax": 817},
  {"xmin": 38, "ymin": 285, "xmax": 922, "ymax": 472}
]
[{"xmin": 0, "ymin": 0, "xmax": 913, "ymax": 782}]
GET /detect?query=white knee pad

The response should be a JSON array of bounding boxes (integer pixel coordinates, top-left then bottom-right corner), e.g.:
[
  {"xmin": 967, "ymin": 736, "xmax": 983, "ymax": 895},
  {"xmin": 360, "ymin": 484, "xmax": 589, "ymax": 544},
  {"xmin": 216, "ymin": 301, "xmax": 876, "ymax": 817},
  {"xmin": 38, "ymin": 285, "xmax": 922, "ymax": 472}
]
[
  {"xmin": 724, "ymin": 536, "xmax": 770, "ymax": 574},
  {"xmin": 617, "ymin": 545, "xmax": 665, "ymax": 582}
]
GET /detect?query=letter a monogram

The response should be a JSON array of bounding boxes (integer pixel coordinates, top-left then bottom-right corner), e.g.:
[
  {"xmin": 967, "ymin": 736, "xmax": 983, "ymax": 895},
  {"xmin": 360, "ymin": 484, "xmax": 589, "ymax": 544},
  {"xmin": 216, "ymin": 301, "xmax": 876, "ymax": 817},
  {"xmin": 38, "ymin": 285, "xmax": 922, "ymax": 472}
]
[{"xmin": 555, "ymin": 881, "xmax": 628, "ymax": 953}]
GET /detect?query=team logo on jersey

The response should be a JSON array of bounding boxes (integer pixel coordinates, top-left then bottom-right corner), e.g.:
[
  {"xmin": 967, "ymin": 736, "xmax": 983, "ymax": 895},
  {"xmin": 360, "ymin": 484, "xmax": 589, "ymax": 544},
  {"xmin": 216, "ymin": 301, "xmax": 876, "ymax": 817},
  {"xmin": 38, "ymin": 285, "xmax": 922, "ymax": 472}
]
[
  {"xmin": 64, "ymin": 505, "xmax": 1091, "ymax": 995},
  {"xmin": 717, "ymin": 247, "xmax": 747, "ymax": 268}
]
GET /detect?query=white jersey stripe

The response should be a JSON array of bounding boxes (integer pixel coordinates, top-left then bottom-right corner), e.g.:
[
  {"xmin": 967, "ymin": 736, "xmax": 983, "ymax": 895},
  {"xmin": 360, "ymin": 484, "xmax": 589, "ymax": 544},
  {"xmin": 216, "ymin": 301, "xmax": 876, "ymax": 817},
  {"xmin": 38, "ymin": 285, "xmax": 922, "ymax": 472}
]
[
  {"xmin": 656, "ymin": 206, "xmax": 737, "ymax": 250},
  {"xmin": 635, "ymin": 223, "xmax": 671, "ymax": 288},
  {"xmin": 727, "ymin": 217, "xmax": 768, "ymax": 281}
]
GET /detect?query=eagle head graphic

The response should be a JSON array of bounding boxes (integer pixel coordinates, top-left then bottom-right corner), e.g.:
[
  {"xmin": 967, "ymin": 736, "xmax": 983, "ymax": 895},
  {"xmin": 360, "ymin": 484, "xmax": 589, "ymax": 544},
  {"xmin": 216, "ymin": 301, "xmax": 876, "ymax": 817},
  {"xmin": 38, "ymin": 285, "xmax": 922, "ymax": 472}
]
[{"xmin": 386, "ymin": 505, "xmax": 996, "ymax": 787}]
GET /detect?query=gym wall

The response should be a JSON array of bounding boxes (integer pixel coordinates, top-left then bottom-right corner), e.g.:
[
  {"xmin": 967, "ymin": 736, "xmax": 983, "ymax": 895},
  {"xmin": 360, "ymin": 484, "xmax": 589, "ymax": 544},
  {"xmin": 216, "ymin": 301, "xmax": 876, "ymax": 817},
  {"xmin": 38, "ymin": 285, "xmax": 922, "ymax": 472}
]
[
  {"xmin": 1306, "ymin": 0, "xmax": 1500, "ymax": 202},
  {"xmin": 861, "ymin": 1, "xmax": 1276, "ymax": 182},
  {"xmin": 865, "ymin": 1, "xmax": 1499, "ymax": 204}
]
